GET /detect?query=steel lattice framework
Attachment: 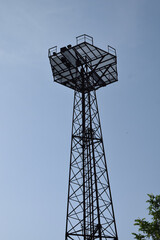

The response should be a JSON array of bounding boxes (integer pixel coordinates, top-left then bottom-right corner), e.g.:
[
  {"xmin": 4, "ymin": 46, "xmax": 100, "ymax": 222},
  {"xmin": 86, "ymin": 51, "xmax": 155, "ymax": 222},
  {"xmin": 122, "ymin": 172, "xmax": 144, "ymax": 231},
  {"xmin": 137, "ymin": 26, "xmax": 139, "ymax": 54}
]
[{"xmin": 48, "ymin": 34, "xmax": 118, "ymax": 240}]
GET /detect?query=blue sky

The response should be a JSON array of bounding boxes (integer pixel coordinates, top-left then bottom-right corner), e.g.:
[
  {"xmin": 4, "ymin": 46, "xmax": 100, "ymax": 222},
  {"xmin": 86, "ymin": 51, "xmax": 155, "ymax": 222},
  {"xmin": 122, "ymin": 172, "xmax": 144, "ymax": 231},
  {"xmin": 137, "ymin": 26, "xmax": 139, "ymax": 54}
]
[{"xmin": 0, "ymin": 0, "xmax": 160, "ymax": 239}]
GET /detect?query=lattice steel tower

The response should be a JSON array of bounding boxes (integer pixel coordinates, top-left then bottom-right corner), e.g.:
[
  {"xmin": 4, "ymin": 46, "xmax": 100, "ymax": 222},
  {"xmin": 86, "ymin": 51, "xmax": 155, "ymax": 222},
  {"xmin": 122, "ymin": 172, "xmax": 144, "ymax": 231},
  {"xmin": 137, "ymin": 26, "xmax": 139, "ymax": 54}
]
[{"xmin": 48, "ymin": 34, "xmax": 118, "ymax": 240}]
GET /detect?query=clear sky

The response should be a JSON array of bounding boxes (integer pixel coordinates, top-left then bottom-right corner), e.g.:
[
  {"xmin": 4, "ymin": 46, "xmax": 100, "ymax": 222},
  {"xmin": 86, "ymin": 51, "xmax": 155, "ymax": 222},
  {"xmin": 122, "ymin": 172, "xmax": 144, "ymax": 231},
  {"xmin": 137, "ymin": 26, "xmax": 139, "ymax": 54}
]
[{"xmin": 0, "ymin": 0, "xmax": 160, "ymax": 239}]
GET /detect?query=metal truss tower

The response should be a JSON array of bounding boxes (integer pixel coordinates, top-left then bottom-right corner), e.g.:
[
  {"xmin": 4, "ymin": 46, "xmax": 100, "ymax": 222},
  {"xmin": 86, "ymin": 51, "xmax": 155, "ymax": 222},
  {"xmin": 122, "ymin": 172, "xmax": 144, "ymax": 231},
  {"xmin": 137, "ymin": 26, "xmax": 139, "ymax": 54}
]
[{"xmin": 48, "ymin": 34, "xmax": 118, "ymax": 240}]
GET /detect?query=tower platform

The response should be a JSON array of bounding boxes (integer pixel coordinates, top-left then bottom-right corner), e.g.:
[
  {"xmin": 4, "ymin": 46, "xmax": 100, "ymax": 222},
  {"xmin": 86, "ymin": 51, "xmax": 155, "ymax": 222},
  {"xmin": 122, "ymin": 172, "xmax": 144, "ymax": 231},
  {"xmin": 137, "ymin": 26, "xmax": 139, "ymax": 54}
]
[{"xmin": 48, "ymin": 34, "xmax": 118, "ymax": 92}]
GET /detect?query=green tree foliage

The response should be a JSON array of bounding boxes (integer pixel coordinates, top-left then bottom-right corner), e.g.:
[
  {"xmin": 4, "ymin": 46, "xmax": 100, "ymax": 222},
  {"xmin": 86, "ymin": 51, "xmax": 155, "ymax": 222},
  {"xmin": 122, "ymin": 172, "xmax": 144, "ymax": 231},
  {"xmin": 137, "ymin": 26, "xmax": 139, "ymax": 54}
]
[{"xmin": 132, "ymin": 194, "xmax": 160, "ymax": 240}]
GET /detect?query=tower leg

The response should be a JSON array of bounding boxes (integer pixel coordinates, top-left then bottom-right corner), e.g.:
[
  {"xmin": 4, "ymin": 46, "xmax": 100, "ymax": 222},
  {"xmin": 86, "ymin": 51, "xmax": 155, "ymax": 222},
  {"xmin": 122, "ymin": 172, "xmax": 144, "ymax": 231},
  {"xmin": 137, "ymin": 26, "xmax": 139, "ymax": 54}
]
[{"xmin": 65, "ymin": 90, "xmax": 118, "ymax": 240}]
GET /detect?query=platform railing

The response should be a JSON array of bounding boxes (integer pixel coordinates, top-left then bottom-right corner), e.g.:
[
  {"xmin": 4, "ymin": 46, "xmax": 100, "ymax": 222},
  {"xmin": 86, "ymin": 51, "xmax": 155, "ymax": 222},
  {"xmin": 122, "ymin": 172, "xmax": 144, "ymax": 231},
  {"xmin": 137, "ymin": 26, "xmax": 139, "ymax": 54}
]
[{"xmin": 76, "ymin": 34, "xmax": 93, "ymax": 45}]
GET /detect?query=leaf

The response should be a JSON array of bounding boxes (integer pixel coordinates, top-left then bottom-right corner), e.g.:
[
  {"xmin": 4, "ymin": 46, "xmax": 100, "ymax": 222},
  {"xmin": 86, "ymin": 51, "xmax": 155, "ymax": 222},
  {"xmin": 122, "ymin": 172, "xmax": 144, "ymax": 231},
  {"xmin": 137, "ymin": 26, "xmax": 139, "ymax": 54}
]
[{"xmin": 132, "ymin": 194, "xmax": 160, "ymax": 240}]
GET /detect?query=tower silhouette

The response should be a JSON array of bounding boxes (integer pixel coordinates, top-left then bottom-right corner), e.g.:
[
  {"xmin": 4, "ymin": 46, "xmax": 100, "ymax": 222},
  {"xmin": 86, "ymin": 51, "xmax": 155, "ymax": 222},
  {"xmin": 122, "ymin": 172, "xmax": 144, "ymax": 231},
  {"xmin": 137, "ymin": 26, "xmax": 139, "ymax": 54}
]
[{"xmin": 48, "ymin": 34, "xmax": 118, "ymax": 240}]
